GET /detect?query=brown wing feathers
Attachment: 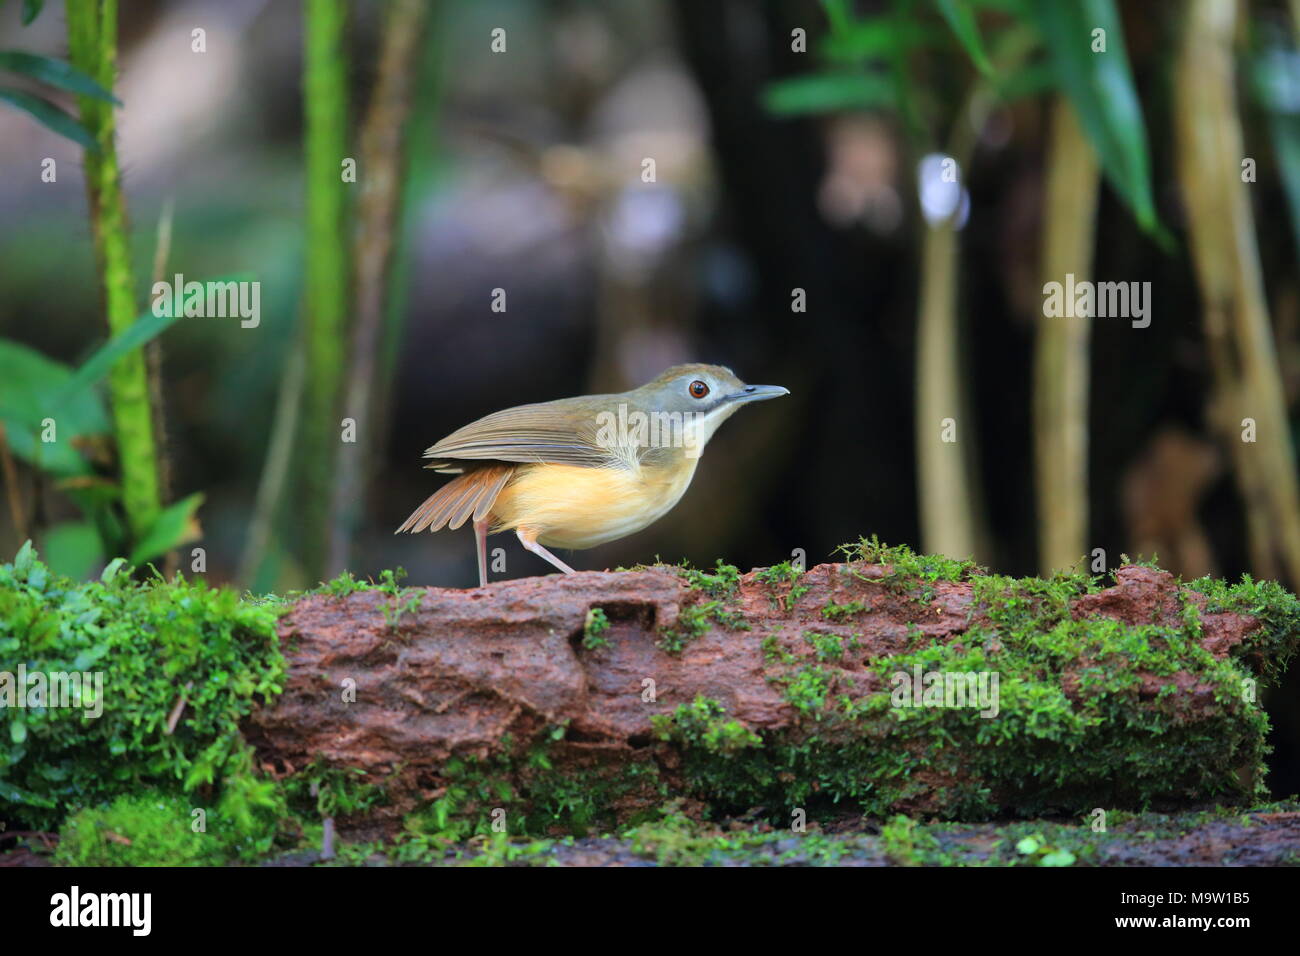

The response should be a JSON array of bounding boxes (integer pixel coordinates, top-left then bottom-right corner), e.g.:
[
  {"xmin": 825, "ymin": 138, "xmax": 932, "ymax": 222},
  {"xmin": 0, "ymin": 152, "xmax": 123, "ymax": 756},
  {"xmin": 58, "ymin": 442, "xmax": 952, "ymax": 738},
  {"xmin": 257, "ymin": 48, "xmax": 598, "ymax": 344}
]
[
  {"xmin": 398, "ymin": 395, "xmax": 620, "ymax": 535},
  {"xmin": 396, "ymin": 463, "xmax": 514, "ymax": 533}
]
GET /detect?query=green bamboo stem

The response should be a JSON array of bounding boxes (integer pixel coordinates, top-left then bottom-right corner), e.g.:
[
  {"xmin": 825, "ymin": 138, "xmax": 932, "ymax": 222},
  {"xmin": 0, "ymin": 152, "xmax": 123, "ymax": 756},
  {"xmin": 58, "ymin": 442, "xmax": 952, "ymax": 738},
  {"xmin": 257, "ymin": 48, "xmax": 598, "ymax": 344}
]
[
  {"xmin": 66, "ymin": 0, "xmax": 162, "ymax": 543},
  {"xmin": 300, "ymin": 0, "xmax": 350, "ymax": 581},
  {"xmin": 327, "ymin": 0, "xmax": 429, "ymax": 576}
]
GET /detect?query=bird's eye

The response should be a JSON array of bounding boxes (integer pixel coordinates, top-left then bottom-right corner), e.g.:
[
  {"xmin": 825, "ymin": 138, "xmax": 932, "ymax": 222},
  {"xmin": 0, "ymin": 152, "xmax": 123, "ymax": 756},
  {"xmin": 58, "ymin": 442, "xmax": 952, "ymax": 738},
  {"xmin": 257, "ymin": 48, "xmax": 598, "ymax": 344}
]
[{"xmin": 689, "ymin": 380, "xmax": 710, "ymax": 399}]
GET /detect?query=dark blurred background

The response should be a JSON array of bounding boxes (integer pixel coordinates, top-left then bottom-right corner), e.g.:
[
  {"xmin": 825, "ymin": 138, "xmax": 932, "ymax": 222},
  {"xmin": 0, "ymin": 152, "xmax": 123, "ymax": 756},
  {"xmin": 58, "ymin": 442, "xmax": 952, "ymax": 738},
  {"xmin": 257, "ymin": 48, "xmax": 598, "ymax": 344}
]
[{"xmin": 1, "ymin": 0, "xmax": 1298, "ymax": 792}]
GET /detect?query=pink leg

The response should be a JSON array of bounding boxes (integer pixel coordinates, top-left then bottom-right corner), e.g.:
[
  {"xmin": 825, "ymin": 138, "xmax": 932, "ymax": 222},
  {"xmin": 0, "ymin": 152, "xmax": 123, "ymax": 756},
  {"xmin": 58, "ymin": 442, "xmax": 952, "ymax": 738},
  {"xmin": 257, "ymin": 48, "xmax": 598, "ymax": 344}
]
[
  {"xmin": 516, "ymin": 528, "xmax": 576, "ymax": 575},
  {"xmin": 474, "ymin": 517, "xmax": 490, "ymax": 588}
]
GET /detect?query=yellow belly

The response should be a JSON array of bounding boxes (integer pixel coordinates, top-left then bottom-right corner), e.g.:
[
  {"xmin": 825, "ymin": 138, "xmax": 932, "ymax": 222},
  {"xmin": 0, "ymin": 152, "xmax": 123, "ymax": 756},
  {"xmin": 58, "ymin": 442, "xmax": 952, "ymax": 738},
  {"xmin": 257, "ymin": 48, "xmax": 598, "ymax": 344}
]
[{"xmin": 490, "ymin": 459, "xmax": 699, "ymax": 550}]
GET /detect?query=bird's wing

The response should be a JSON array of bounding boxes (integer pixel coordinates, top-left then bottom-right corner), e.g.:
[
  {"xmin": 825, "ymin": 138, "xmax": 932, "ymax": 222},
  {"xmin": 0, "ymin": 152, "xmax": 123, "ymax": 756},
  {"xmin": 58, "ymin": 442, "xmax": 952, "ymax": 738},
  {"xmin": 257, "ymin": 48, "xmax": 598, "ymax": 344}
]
[{"xmin": 421, "ymin": 396, "xmax": 630, "ymax": 472}]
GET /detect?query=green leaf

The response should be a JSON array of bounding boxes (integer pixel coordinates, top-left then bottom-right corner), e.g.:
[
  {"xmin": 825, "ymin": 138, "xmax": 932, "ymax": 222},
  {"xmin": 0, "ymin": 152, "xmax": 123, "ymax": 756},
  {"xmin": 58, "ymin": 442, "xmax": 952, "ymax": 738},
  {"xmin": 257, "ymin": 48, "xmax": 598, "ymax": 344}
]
[
  {"xmin": 10, "ymin": 720, "xmax": 27, "ymax": 745},
  {"xmin": 762, "ymin": 71, "xmax": 896, "ymax": 116},
  {"xmin": 993, "ymin": 60, "xmax": 1055, "ymax": 102},
  {"xmin": 42, "ymin": 521, "xmax": 104, "ymax": 581},
  {"xmin": 129, "ymin": 493, "xmax": 204, "ymax": 566},
  {"xmin": 1040, "ymin": 849, "xmax": 1076, "ymax": 866},
  {"xmin": 1016, "ymin": 835, "xmax": 1042, "ymax": 854},
  {"xmin": 100, "ymin": 556, "xmax": 127, "ymax": 583},
  {"xmin": 56, "ymin": 310, "xmax": 185, "ymax": 404},
  {"xmin": 0, "ymin": 51, "xmax": 120, "ymax": 104},
  {"xmin": 0, "ymin": 777, "xmax": 57, "ymax": 807},
  {"xmin": 820, "ymin": 17, "xmax": 941, "ymax": 65},
  {"xmin": 0, "ymin": 341, "xmax": 108, "ymax": 477},
  {"xmin": 0, "ymin": 86, "xmax": 97, "ymax": 150},
  {"xmin": 1251, "ymin": 46, "xmax": 1300, "ymax": 264},
  {"xmin": 14, "ymin": 538, "xmax": 35, "ymax": 575},
  {"xmin": 21, "ymin": 0, "xmax": 45, "ymax": 26},
  {"xmin": 55, "ymin": 273, "xmax": 253, "ymax": 407},
  {"xmin": 0, "ymin": 342, "xmax": 107, "ymax": 435},
  {"xmin": 935, "ymin": 0, "xmax": 992, "ymax": 75},
  {"xmin": 1030, "ymin": 0, "xmax": 1167, "ymax": 243}
]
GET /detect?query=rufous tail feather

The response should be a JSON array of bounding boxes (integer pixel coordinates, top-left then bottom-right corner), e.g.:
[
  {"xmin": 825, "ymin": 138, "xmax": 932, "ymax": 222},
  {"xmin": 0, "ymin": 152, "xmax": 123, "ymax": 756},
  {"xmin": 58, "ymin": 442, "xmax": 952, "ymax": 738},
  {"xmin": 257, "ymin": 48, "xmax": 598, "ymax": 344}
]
[{"xmin": 396, "ymin": 464, "xmax": 514, "ymax": 534}]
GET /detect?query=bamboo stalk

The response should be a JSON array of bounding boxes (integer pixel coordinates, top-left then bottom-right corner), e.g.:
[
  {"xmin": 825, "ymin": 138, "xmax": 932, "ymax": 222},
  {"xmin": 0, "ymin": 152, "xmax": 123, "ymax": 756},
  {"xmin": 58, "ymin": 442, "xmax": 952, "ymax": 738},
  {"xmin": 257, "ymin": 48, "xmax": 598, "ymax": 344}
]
[
  {"xmin": 66, "ymin": 0, "xmax": 162, "ymax": 543},
  {"xmin": 301, "ymin": 0, "xmax": 350, "ymax": 580},
  {"xmin": 327, "ymin": 0, "xmax": 430, "ymax": 576},
  {"xmin": 1175, "ymin": 0, "xmax": 1300, "ymax": 588},
  {"xmin": 1034, "ymin": 98, "xmax": 1099, "ymax": 575},
  {"xmin": 915, "ymin": 217, "xmax": 980, "ymax": 559}
]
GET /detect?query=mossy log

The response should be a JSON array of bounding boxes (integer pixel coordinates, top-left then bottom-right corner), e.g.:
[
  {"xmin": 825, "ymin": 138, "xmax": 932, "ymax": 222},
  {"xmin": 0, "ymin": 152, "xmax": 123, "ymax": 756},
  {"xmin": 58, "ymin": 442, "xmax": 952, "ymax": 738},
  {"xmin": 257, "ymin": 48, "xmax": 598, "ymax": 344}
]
[{"xmin": 246, "ymin": 556, "xmax": 1298, "ymax": 837}]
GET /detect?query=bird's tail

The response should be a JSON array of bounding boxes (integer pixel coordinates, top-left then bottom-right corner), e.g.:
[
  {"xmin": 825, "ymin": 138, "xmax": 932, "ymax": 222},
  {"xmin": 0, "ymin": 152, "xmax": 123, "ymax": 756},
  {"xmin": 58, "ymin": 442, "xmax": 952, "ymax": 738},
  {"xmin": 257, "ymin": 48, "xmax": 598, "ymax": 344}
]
[{"xmin": 395, "ymin": 464, "xmax": 514, "ymax": 534}]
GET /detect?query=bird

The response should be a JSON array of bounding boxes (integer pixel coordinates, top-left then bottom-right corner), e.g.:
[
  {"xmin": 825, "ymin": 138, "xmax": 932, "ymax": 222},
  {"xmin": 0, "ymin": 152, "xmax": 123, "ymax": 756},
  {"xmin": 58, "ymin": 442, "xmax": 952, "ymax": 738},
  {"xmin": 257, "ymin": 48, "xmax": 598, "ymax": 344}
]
[{"xmin": 396, "ymin": 363, "xmax": 789, "ymax": 586}]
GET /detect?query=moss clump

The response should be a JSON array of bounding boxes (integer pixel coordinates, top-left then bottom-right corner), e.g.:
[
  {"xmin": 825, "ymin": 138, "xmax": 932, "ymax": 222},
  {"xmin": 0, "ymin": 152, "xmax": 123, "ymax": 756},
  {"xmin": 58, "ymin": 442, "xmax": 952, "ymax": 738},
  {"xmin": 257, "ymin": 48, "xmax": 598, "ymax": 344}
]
[
  {"xmin": 756, "ymin": 561, "xmax": 810, "ymax": 609},
  {"xmin": 650, "ymin": 546, "xmax": 1295, "ymax": 825},
  {"xmin": 802, "ymin": 630, "xmax": 858, "ymax": 662},
  {"xmin": 53, "ymin": 781, "xmax": 291, "ymax": 866},
  {"xmin": 821, "ymin": 600, "xmax": 867, "ymax": 620},
  {"xmin": 1185, "ymin": 573, "xmax": 1300, "ymax": 685},
  {"xmin": 650, "ymin": 697, "xmax": 767, "ymax": 809},
  {"xmin": 0, "ymin": 542, "xmax": 284, "ymax": 833},
  {"xmin": 656, "ymin": 599, "xmax": 749, "ymax": 654},
  {"xmin": 779, "ymin": 665, "xmax": 834, "ymax": 717},
  {"xmin": 846, "ymin": 535, "xmax": 984, "ymax": 583},
  {"xmin": 582, "ymin": 608, "xmax": 610, "ymax": 650},
  {"xmin": 404, "ymin": 727, "xmax": 667, "ymax": 842},
  {"xmin": 652, "ymin": 696, "xmax": 763, "ymax": 754},
  {"xmin": 55, "ymin": 792, "xmax": 225, "ymax": 866},
  {"xmin": 283, "ymin": 758, "xmax": 388, "ymax": 820},
  {"xmin": 679, "ymin": 561, "xmax": 741, "ymax": 597},
  {"xmin": 880, "ymin": 813, "xmax": 941, "ymax": 865}
]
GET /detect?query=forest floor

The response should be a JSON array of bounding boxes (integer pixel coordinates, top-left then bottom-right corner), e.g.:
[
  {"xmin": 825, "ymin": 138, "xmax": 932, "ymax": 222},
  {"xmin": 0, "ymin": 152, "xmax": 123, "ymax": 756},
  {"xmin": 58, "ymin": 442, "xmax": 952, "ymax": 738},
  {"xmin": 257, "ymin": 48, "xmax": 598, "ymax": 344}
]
[
  {"xmin": 266, "ymin": 801, "xmax": 1300, "ymax": 867},
  {"xmin": 9, "ymin": 802, "xmax": 1300, "ymax": 867}
]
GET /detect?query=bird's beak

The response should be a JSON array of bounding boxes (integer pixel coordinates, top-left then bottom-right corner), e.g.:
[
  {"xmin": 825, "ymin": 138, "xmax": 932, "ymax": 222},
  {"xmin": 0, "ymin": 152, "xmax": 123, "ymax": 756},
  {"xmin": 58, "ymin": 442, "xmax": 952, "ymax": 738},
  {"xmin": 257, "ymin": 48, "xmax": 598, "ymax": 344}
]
[{"xmin": 727, "ymin": 384, "xmax": 790, "ymax": 405}]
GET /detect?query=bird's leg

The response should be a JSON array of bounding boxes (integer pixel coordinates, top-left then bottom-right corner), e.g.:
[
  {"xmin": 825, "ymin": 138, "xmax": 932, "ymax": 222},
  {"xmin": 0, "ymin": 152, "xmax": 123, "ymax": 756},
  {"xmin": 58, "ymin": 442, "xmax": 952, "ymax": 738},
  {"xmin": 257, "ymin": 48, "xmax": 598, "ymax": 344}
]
[
  {"xmin": 516, "ymin": 528, "xmax": 576, "ymax": 574},
  {"xmin": 474, "ymin": 517, "xmax": 490, "ymax": 588}
]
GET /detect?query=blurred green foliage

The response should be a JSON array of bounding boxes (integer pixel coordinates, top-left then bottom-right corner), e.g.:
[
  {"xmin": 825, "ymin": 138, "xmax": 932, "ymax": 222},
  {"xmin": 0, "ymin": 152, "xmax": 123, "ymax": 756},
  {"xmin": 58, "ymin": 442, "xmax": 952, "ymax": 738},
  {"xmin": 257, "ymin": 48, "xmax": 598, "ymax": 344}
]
[{"xmin": 764, "ymin": 0, "xmax": 1166, "ymax": 241}]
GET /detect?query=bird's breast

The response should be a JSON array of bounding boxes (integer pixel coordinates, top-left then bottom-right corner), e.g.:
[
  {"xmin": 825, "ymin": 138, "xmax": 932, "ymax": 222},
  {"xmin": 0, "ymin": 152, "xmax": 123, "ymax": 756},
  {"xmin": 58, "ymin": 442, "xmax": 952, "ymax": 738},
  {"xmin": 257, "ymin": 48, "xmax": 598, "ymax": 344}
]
[{"xmin": 490, "ymin": 458, "xmax": 700, "ymax": 550}]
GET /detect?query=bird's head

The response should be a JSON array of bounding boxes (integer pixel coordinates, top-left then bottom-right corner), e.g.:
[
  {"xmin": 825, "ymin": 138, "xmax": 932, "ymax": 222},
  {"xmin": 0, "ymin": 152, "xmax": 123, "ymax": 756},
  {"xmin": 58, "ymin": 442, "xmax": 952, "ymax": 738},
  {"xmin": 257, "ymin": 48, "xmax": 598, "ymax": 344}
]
[{"xmin": 623, "ymin": 364, "xmax": 789, "ymax": 459}]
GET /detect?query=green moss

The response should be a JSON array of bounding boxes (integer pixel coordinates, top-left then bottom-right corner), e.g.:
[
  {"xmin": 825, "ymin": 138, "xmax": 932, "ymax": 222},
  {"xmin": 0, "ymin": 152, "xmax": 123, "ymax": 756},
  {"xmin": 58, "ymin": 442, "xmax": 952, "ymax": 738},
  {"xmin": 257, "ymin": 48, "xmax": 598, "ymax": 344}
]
[
  {"xmin": 880, "ymin": 814, "xmax": 940, "ymax": 865},
  {"xmin": 821, "ymin": 600, "xmax": 867, "ymax": 621},
  {"xmin": 656, "ymin": 599, "xmax": 749, "ymax": 654},
  {"xmin": 755, "ymin": 561, "xmax": 801, "ymax": 587},
  {"xmin": 54, "ymin": 770, "xmax": 291, "ymax": 866},
  {"xmin": 55, "ymin": 791, "xmax": 226, "ymax": 866},
  {"xmin": 652, "ymin": 696, "xmax": 763, "ymax": 754},
  {"xmin": 803, "ymin": 630, "xmax": 857, "ymax": 662},
  {"xmin": 846, "ymin": 535, "xmax": 984, "ymax": 583},
  {"xmin": 1186, "ymin": 572, "xmax": 1300, "ymax": 685},
  {"xmin": 781, "ymin": 665, "xmax": 833, "ymax": 716},
  {"xmin": 283, "ymin": 758, "xmax": 388, "ymax": 819},
  {"xmin": 645, "ymin": 546, "xmax": 1293, "ymax": 825},
  {"xmin": 762, "ymin": 633, "xmax": 797, "ymax": 665},
  {"xmin": 404, "ymin": 728, "xmax": 667, "ymax": 842},
  {"xmin": 679, "ymin": 561, "xmax": 741, "ymax": 597},
  {"xmin": 0, "ymin": 543, "xmax": 284, "ymax": 832},
  {"xmin": 9, "ymin": 538, "xmax": 1299, "ymax": 862},
  {"xmin": 756, "ymin": 560, "xmax": 810, "ymax": 609},
  {"xmin": 582, "ymin": 607, "xmax": 610, "ymax": 650}
]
